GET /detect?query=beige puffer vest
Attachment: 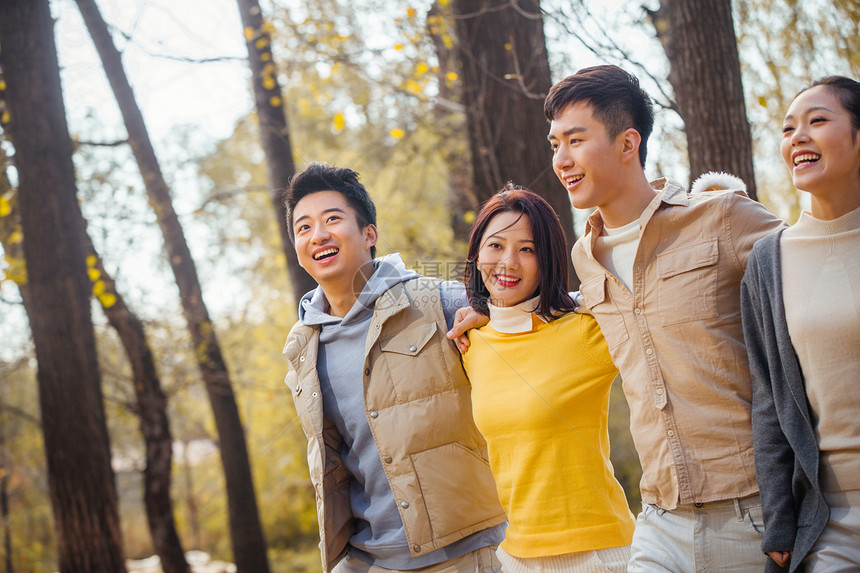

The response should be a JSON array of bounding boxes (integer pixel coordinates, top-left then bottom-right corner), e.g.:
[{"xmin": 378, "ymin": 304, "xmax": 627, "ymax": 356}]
[{"xmin": 283, "ymin": 277, "xmax": 506, "ymax": 572}]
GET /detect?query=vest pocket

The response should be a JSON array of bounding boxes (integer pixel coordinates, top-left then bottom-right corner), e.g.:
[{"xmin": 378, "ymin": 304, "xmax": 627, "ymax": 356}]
[
  {"xmin": 655, "ymin": 238, "xmax": 719, "ymax": 326},
  {"xmin": 378, "ymin": 322, "xmax": 451, "ymax": 399},
  {"xmin": 410, "ymin": 442, "xmax": 502, "ymax": 540}
]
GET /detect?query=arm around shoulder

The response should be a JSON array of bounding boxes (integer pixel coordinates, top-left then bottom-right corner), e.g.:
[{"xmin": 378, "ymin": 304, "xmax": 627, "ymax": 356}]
[{"xmin": 727, "ymin": 191, "xmax": 787, "ymax": 269}]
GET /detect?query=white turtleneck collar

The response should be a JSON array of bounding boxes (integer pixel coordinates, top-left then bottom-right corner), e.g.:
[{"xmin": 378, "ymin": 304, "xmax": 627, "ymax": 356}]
[{"xmin": 487, "ymin": 295, "xmax": 546, "ymax": 334}]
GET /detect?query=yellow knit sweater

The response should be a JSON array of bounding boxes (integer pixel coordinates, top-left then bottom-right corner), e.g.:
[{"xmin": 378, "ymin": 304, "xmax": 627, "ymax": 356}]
[{"xmin": 463, "ymin": 311, "xmax": 634, "ymax": 558}]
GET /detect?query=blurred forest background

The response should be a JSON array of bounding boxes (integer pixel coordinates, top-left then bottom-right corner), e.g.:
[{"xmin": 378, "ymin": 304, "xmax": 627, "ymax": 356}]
[{"xmin": 0, "ymin": 0, "xmax": 857, "ymax": 571}]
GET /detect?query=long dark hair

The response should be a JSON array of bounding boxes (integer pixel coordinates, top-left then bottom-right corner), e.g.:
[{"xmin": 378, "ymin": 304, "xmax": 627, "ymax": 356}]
[
  {"xmin": 799, "ymin": 76, "xmax": 860, "ymax": 132},
  {"xmin": 464, "ymin": 184, "xmax": 575, "ymax": 321}
]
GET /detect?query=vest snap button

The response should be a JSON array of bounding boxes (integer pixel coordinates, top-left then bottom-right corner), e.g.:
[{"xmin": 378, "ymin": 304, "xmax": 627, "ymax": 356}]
[
  {"xmin": 409, "ymin": 345, "xmax": 417, "ymax": 352},
  {"xmin": 401, "ymin": 501, "xmax": 409, "ymax": 508},
  {"xmin": 370, "ymin": 411, "xmax": 379, "ymax": 419},
  {"xmin": 364, "ymin": 368, "xmax": 370, "ymax": 376},
  {"xmin": 383, "ymin": 456, "xmax": 392, "ymax": 463},
  {"xmin": 413, "ymin": 545, "xmax": 420, "ymax": 552}
]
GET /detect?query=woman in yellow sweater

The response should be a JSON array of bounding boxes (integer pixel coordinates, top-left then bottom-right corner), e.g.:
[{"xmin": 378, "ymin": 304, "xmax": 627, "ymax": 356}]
[{"xmin": 461, "ymin": 186, "xmax": 634, "ymax": 573}]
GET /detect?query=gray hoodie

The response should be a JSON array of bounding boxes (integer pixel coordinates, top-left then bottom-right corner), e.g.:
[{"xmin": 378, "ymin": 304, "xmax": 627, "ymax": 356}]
[{"xmin": 298, "ymin": 254, "xmax": 499, "ymax": 568}]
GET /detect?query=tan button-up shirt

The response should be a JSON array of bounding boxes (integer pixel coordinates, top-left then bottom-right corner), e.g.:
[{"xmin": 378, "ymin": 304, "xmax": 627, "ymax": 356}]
[{"xmin": 573, "ymin": 178, "xmax": 785, "ymax": 509}]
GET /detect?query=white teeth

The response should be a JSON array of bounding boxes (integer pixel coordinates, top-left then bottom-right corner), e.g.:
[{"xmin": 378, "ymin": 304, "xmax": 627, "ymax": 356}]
[
  {"xmin": 313, "ymin": 248, "xmax": 338, "ymax": 260},
  {"xmin": 496, "ymin": 275, "xmax": 520, "ymax": 283},
  {"xmin": 794, "ymin": 153, "xmax": 820, "ymax": 166},
  {"xmin": 565, "ymin": 175, "xmax": 583, "ymax": 183}
]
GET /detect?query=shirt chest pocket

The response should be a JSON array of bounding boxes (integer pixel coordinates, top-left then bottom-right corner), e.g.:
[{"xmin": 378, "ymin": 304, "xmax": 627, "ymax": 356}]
[
  {"xmin": 655, "ymin": 238, "xmax": 719, "ymax": 326},
  {"xmin": 580, "ymin": 274, "xmax": 629, "ymax": 351}
]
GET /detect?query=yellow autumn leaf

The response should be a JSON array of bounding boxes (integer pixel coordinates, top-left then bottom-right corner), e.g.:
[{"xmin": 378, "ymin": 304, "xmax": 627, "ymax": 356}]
[
  {"xmin": 442, "ymin": 35, "xmax": 453, "ymax": 50},
  {"xmin": 394, "ymin": 43, "xmax": 404, "ymax": 51},
  {"xmin": 407, "ymin": 8, "xmax": 416, "ymax": 17},
  {"xmin": 439, "ymin": 0, "xmax": 449, "ymax": 5},
  {"xmin": 416, "ymin": 62, "xmax": 429, "ymax": 76},
  {"xmin": 446, "ymin": 71, "xmax": 458, "ymax": 82},
  {"xmin": 261, "ymin": 52, "xmax": 271, "ymax": 61},
  {"xmin": 262, "ymin": 75, "xmax": 276, "ymax": 90},
  {"xmin": 0, "ymin": 79, "xmax": 6, "ymax": 91},
  {"xmin": 86, "ymin": 254, "xmax": 97, "ymax": 267},
  {"xmin": 8, "ymin": 230, "xmax": 22, "ymax": 244},
  {"xmin": 98, "ymin": 292, "xmax": 117, "ymax": 308},
  {"xmin": 244, "ymin": 26, "xmax": 254, "ymax": 41},
  {"xmin": 333, "ymin": 113, "xmax": 345, "ymax": 131},
  {"xmin": 758, "ymin": 96, "xmax": 768, "ymax": 108},
  {"xmin": 504, "ymin": 42, "xmax": 513, "ymax": 51},
  {"xmin": 270, "ymin": 95, "xmax": 282, "ymax": 107},
  {"xmin": 463, "ymin": 210, "xmax": 476, "ymax": 224},
  {"xmin": 1, "ymin": 111, "xmax": 9, "ymax": 124},
  {"xmin": 87, "ymin": 268, "xmax": 101, "ymax": 282},
  {"xmin": 92, "ymin": 280, "xmax": 106, "ymax": 296},
  {"xmin": 390, "ymin": 128, "xmax": 406, "ymax": 139},
  {"xmin": 0, "ymin": 196, "xmax": 10, "ymax": 217},
  {"xmin": 255, "ymin": 37, "xmax": 269, "ymax": 50}
]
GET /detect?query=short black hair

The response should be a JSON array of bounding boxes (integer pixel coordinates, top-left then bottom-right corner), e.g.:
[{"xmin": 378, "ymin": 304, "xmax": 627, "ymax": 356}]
[
  {"xmin": 544, "ymin": 65, "xmax": 654, "ymax": 168},
  {"xmin": 285, "ymin": 163, "xmax": 378, "ymax": 258}
]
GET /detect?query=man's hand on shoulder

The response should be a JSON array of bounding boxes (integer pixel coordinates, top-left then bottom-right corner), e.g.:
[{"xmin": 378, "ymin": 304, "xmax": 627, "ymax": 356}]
[{"xmin": 446, "ymin": 306, "xmax": 489, "ymax": 354}]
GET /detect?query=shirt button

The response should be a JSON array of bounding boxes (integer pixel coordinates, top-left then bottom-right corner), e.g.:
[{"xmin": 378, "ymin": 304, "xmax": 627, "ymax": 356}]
[
  {"xmin": 667, "ymin": 429, "xmax": 675, "ymax": 437},
  {"xmin": 656, "ymin": 388, "xmax": 663, "ymax": 396},
  {"xmin": 383, "ymin": 456, "xmax": 392, "ymax": 463},
  {"xmin": 413, "ymin": 545, "xmax": 421, "ymax": 553},
  {"xmin": 375, "ymin": 323, "xmax": 380, "ymax": 329},
  {"xmin": 634, "ymin": 307, "xmax": 642, "ymax": 315},
  {"xmin": 409, "ymin": 345, "xmax": 418, "ymax": 352},
  {"xmin": 312, "ymin": 392, "xmax": 318, "ymax": 398},
  {"xmin": 401, "ymin": 501, "xmax": 409, "ymax": 508},
  {"xmin": 645, "ymin": 348, "xmax": 654, "ymax": 356},
  {"xmin": 299, "ymin": 355, "xmax": 305, "ymax": 361},
  {"xmin": 370, "ymin": 411, "xmax": 379, "ymax": 419}
]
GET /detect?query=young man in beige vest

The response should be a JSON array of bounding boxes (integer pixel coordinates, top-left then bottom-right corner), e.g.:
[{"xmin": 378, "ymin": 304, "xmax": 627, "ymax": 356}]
[{"xmin": 282, "ymin": 163, "xmax": 505, "ymax": 573}]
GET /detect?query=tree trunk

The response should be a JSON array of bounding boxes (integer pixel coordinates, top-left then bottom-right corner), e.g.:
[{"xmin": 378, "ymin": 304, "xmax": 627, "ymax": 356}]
[
  {"xmin": 0, "ymin": 1, "xmax": 126, "ymax": 571},
  {"xmin": 1, "ymin": 422, "xmax": 13, "ymax": 573},
  {"xmin": 450, "ymin": 0, "xmax": 579, "ymax": 286},
  {"xmin": 82, "ymin": 232, "xmax": 190, "ymax": 573},
  {"xmin": 427, "ymin": 1, "xmax": 477, "ymax": 244},
  {"xmin": 235, "ymin": 0, "xmax": 318, "ymax": 301},
  {"xmin": 647, "ymin": 0, "xmax": 758, "ymax": 200},
  {"xmin": 73, "ymin": 2, "xmax": 271, "ymax": 571}
]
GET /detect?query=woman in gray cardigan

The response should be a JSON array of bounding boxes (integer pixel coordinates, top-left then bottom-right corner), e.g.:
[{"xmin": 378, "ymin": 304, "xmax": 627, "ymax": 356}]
[{"xmin": 741, "ymin": 75, "xmax": 860, "ymax": 572}]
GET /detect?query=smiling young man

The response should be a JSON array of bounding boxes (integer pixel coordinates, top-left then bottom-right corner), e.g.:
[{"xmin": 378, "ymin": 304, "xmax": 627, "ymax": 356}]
[
  {"xmin": 543, "ymin": 66, "xmax": 787, "ymax": 571},
  {"xmin": 281, "ymin": 163, "xmax": 506, "ymax": 573}
]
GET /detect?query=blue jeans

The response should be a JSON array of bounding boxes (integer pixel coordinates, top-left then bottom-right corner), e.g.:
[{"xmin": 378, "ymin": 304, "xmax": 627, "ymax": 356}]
[{"xmin": 628, "ymin": 494, "xmax": 766, "ymax": 572}]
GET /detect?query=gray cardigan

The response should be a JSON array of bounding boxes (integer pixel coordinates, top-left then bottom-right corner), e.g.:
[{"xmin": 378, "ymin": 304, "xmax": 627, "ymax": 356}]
[{"xmin": 740, "ymin": 229, "xmax": 829, "ymax": 572}]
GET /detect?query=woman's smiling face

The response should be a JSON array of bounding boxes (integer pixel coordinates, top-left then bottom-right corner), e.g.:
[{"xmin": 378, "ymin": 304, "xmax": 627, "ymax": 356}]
[
  {"xmin": 781, "ymin": 85, "xmax": 860, "ymax": 198},
  {"xmin": 477, "ymin": 211, "xmax": 541, "ymax": 308}
]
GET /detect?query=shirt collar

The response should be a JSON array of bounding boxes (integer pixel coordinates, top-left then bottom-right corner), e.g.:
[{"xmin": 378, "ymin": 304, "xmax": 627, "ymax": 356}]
[{"xmin": 584, "ymin": 177, "xmax": 687, "ymax": 241}]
